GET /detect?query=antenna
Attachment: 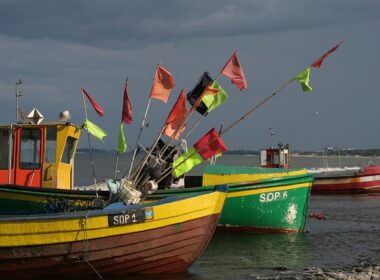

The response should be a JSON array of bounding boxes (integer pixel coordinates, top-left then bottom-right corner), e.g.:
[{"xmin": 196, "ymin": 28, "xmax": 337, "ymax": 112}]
[
  {"xmin": 269, "ymin": 128, "xmax": 275, "ymax": 148},
  {"xmin": 15, "ymin": 79, "xmax": 23, "ymax": 123}
]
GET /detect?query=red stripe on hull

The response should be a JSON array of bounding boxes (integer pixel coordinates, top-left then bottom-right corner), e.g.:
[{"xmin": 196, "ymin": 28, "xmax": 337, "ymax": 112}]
[
  {"xmin": 0, "ymin": 214, "xmax": 220, "ymax": 279},
  {"xmin": 312, "ymin": 177, "xmax": 380, "ymax": 193}
]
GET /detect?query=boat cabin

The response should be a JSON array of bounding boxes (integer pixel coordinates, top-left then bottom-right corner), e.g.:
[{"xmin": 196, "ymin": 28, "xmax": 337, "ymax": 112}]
[
  {"xmin": 260, "ymin": 143, "xmax": 290, "ymax": 169},
  {"xmin": 0, "ymin": 121, "xmax": 81, "ymax": 189}
]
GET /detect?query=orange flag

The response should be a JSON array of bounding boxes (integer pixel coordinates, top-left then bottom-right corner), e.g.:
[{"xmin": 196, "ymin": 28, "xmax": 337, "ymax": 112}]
[
  {"xmin": 81, "ymin": 87, "xmax": 104, "ymax": 117},
  {"xmin": 149, "ymin": 64, "xmax": 175, "ymax": 103},
  {"xmin": 220, "ymin": 51, "xmax": 248, "ymax": 91},
  {"xmin": 163, "ymin": 89, "xmax": 188, "ymax": 140}
]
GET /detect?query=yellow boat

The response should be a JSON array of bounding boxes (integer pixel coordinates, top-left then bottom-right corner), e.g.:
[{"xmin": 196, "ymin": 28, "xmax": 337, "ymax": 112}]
[{"xmin": 0, "ymin": 185, "xmax": 227, "ymax": 278}]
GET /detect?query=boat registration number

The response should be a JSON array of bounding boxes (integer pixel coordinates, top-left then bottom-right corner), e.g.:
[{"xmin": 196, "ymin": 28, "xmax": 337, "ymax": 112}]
[{"xmin": 108, "ymin": 207, "xmax": 153, "ymax": 227}]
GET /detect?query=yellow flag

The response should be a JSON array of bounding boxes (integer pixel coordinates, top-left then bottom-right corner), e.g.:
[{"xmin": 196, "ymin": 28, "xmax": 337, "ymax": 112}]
[
  {"xmin": 296, "ymin": 67, "xmax": 312, "ymax": 92},
  {"xmin": 83, "ymin": 119, "xmax": 107, "ymax": 141}
]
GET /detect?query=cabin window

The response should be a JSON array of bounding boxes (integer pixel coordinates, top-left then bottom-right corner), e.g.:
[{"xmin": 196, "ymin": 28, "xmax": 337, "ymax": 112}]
[
  {"xmin": 45, "ymin": 127, "xmax": 57, "ymax": 163},
  {"xmin": 274, "ymin": 152, "xmax": 280, "ymax": 165},
  {"xmin": 20, "ymin": 129, "xmax": 41, "ymax": 169},
  {"xmin": 61, "ymin": 136, "xmax": 76, "ymax": 164},
  {"xmin": 266, "ymin": 154, "xmax": 273, "ymax": 165},
  {"xmin": 0, "ymin": 129, "xmax": 11, "ymax": 169}
]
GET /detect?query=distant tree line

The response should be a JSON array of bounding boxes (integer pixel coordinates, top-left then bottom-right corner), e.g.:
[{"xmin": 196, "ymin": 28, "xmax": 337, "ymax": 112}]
[
  {"xmin": 293, "ymin": 149, "xmax": 380, "ymax": 157},
  {"xmin": 77, "ymin": 148, "xmax": 380, "ymax": 157}
]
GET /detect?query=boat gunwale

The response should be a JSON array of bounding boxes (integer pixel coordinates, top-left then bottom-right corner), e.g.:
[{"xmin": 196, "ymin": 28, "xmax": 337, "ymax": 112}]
[
  {"xmin": 0, "ymin": 184, "xmax": 109, "ymax": 198},
  {"xmin": 0, "ymin": 185, "xmax": 228, "ymax": 222},
  {"xmin": 150, "ymin": 173, "xmax": 313, "ymax": 197}
]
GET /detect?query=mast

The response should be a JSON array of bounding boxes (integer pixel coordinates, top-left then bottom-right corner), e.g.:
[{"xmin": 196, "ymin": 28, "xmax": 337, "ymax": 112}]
[{"xmin": 15, "ymin": 79, "xmax": 22, "ymax": 123}]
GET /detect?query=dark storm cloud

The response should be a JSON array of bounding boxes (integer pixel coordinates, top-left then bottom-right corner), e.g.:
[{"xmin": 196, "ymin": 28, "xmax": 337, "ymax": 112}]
[
  {"xmin": 0, "ymin": 0, "xmax": 379, "ymax": 49},
  {"xmin": 0, "ymin": 0, "xmax": 379, "ymax": 150}
]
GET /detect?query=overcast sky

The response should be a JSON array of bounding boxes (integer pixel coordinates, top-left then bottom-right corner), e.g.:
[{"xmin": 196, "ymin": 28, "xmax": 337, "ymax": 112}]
[{"xmin": 1, "ymin": 0, "xmax": 379, "ymax": 151}]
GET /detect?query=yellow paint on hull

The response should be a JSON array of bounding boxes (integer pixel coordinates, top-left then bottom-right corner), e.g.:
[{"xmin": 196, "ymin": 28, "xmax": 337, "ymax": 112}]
[
  {"xmin": 203, "ymin": 169, "xmax": 307, "ymax": 186},
  {"xmin": 0, "ymin": 190, "xmax": 226, "ymax": 247}
]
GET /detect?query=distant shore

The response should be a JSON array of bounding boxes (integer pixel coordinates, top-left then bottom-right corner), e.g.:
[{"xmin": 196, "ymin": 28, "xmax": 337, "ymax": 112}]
[{"xmin": 77, "ymin": 148, "xmax": 380, "ymax": 158}]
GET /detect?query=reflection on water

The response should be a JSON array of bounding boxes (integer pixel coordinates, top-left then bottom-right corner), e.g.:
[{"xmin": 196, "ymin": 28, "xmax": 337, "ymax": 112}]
[{"xmin": 191, "ymin": 232, "xmax": 311, "ymax": 279}]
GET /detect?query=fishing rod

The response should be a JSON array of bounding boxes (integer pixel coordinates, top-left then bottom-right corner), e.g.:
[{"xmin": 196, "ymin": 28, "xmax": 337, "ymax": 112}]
[
  {"xmin": 131, "ymin": 73, "xmax": 225, "ymax": 187},
  {"xmin": 131, "ymin": 84, "xmax": 219, "ymax": 188},
  {"xmin": 80, "ymin": 87, "xmax": 98, "ymax": 197},
  {"xmin": 155, "ymin": 79, "xmax": 295, "ymax": 184},
  {"xmin": 155, "ymin": 41, "xmax": 344, "ymax": 184},
  {"xmin": 123, "ymin": 63, "xmax": 175, "ymax": 180}
]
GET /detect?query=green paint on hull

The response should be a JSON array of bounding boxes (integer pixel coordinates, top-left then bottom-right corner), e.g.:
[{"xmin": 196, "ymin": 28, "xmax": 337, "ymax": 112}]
[
  {"xmin": 0, "ymin": 185, "xmax": 107, "ymax": 214},
  {"xmin": 150, "ymin": 172, "xmax": 313, "ymax": 233},
  {"xmin": 219, "ymin": 186, "xmax": 311, "ymax": 232},
  {"xmin": 0, "ymin": 198, "xmax": 46, "ymax": 214}
]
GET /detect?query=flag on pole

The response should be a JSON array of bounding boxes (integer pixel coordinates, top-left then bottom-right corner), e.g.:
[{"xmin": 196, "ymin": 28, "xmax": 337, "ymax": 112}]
[
  {"xmin": 121, "ymin": 80, "xmax": 133, "ymax": 124},
  {"xmin": 201, "ymin": 81, "xmax": 228, "ymax": 113},
  {"xmin": 83, "ymin": 119, "xmax": 107, "ymax": 141},
  {"xmin": 311, "ymin": 41, "xmax": 343, "ymax": 68},
  {"xmin": 193, "ymin": 128, "xmax": 227, "ymax": 160},
  {"xmin": 172, "ymin": 147, "xmax": 204, "ymax": 178},
  {"xmin": 172, "ymin": 128, "xmax": 227, "ymax": 177},
  {"xmin": 187, "ymin": 72, "xmax": 214, "ymax": 115},
  {"xmin": 220, "ymin": 51, "xmax": 248, "ymax": 91},
  {"xmin": 163, "ymin": 89, "xmax": 189, "ymax": 140},
  {"xmin": 117, "ymin": 123, "xmax": 127, "ymax": 153},
  {"xmin": 149, "ymin": 64, "xmax": 175, "ymax": 103},
  {"xmin": 81, "ymin": 87, "xmax": 104, "ymax": 117},
  {"xmin": 295, "ymin": 68, "xmax": 312, "ymax": 92},
  {"xmin": 117, "ymin": 80, "xmax": 131, "ymax": 153}
]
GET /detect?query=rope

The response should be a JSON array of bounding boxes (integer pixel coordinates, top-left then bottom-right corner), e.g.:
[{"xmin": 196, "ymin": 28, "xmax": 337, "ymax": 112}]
[{"xmin": 82, "ymin": 211, "xmax": 103, "ymax": 279}]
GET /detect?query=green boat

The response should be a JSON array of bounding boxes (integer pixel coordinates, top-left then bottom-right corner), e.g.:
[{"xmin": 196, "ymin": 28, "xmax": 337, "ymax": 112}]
[{"xmin": 147, "ymin": 165, "xmax": 313, "ymax": 233}]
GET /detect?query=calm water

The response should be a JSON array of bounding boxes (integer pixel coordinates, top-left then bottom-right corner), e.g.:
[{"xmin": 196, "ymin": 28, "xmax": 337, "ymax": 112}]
[{"xmin": 75, "ymin": 153, "xmax": 380, "ymax": 279}]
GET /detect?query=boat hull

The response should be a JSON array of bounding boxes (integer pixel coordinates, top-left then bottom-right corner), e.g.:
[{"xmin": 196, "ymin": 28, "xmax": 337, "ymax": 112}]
[
  {"xmin": 311, "ymin": 166, "xmax": 380, "ymax": 194},
  {"xmin": 218, "ymin": 180, "xmax": 311, "ymax": 233},
  {"xmin": 0, "ymin": 186, "xmax": 227, "ymax": 278},
  {"xmin": 150, "ymin": 165, "xmax": 313, "ymax": 233},
  {"xmin": 312, "ymin": 175, "xmax": 380, "ymax": 193}
]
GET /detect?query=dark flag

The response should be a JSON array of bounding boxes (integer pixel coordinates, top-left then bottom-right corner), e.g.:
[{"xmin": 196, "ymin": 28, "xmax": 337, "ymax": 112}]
[
  {"xmin": 121, "ymin": 80, "xmax": 133, "ymax": 124},
  {"xmin": 186, "ymin": 72, "xmax": 213, "ymax": 115}
]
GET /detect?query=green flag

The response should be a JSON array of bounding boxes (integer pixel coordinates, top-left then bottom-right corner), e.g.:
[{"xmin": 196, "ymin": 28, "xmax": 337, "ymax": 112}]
[
  {"xmin": 117, "ymin": 122, "xmax": 127, "ymax": 153},
  {"xmin": 83, "ymin": 119, "xmax": 107, "ymax": 141},
  {"xmin": 172, "ymin": 147, "xmax": 204, "ymax": 178},
  {"xmin": 295, "ymin": 67, "xmax": 312, "ymax": 92},
  {"xmin": 201, "ymin": 81, "xmax": 228, "ymax": 112}
]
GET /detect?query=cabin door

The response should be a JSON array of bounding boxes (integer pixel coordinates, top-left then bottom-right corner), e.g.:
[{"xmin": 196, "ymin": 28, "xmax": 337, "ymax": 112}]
[
  {"xmin": 0, "ymin": 128, "xmax": 15, "ymax": 184},
  {"xmin": 14, "ymin": 127, "xmax": 44, "ymax": 187}
]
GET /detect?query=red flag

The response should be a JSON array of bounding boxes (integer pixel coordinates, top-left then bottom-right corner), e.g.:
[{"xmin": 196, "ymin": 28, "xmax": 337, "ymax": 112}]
[
  {"xmin": 121, "ymin": 80, "xmax": 133, "ymax": 124},
  {"xmin": 311, "ymin": 41, "xmax": 343, "ymax": 68},
  {"xmin": 163, "ymin": 89, "xmax": 188, "ymax": 140},
  {"xmin": 81, "ymin": 87, "xmax": 104, "ymax": 117},
  {"xmin": 193, "ymin": 128, "xmax": 227, "ymax": 160},
  {"xmin": 149, "ymin": 64, "xmax": 175, "ymax": 103},
  {"xmin": 220, "ymin": 51, "xmax": 248, "ymax": 91}
]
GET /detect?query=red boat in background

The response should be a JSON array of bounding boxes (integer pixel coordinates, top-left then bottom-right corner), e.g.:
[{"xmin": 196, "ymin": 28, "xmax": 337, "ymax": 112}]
[
  {"xmin": 308, "ymin": 165, "xmax": 380, "ymax": 193},
  {"xmin": 260, "ymin": 144, "xmax": 380, "ymax": 194}
]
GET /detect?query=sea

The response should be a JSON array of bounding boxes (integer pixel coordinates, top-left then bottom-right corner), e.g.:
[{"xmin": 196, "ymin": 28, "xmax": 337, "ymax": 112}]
[{"xmin": 75, "ymin": 153, "xmax": 380, "ymax": 280}]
